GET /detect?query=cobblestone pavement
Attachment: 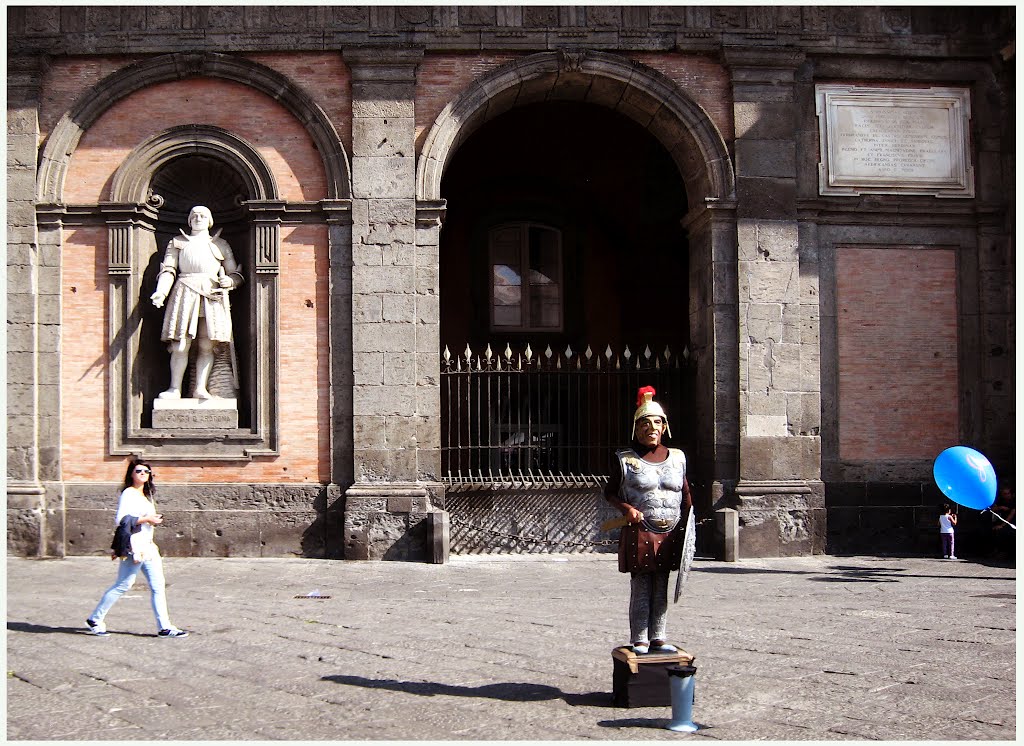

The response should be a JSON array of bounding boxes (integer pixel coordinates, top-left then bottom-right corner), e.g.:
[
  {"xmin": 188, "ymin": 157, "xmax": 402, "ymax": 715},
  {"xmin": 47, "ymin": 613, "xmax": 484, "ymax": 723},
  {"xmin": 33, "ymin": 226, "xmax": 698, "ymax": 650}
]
[{"xmin": 5, "ymin": 553, "xmax": 1016, "ymax": 741}]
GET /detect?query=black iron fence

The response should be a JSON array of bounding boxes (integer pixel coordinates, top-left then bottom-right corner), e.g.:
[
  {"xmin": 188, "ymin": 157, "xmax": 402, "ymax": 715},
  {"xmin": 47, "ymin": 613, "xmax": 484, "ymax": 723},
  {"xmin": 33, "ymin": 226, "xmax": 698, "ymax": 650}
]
[{"xmin": 441, "ymin": 342, "xmax": 693, "ymax": 487}]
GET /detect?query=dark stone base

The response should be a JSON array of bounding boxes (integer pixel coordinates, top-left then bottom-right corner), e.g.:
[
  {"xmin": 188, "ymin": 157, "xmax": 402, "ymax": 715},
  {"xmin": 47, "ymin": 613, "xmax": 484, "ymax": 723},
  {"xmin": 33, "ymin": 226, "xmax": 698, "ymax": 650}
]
[
  {"xmin": 734, "ymin": 480, "xmax": 826, "ymax": 557},
  {"xmin": 825, "ymin": 482, "xmax": 998, "ymax": 558},
  {"xmin": 343, "ymin": 482, "xmax": 444, "ymax": 561},
  {"xmin": 18, "ymin": 482, "xmax": 343, "ymax": 559}
]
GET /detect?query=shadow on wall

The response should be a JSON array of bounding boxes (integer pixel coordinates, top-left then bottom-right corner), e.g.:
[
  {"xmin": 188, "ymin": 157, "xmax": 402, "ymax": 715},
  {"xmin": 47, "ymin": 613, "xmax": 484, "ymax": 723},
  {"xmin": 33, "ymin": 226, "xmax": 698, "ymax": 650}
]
[
  {"xmin": 300, "ymin": 486, "xmax": 342, "ymax": 560},
  {"xmin": 445, "ymin": 488, "xmax": 620, "ymax": 555}
]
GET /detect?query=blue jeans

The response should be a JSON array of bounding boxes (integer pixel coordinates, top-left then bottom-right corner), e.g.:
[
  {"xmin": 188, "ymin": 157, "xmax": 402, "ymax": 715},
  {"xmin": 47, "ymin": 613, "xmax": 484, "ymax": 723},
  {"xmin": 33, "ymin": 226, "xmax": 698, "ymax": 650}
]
[{"xmin": 89, "ymin": 553, "xmax": 172, "ymax": 632}]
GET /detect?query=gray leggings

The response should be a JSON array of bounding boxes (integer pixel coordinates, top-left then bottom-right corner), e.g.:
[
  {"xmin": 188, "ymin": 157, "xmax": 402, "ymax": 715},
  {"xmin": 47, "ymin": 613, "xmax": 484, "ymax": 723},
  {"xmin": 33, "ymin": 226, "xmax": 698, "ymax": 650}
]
[{"xmin": 629, "ymin": 571, "xmax": 670, "ymax": 645}]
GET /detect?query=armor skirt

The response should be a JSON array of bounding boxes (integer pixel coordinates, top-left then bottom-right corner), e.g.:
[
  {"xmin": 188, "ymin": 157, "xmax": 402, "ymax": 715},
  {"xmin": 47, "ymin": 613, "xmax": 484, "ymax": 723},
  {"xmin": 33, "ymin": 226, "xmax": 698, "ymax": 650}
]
[
  {"xmin": 618, "ymin": 524, "xmax": 684, "ymax": 574},
  {"xmin": 160, "ymin": 283, "xmax": 233, "ymax": 343}
]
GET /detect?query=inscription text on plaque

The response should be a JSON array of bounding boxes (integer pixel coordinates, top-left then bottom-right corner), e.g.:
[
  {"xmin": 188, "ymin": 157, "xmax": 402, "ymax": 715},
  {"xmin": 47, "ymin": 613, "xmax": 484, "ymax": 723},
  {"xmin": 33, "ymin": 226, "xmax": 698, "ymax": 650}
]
[{"xmin": 816, "ymin": 85, "xmax": 973, "ymax": 197}]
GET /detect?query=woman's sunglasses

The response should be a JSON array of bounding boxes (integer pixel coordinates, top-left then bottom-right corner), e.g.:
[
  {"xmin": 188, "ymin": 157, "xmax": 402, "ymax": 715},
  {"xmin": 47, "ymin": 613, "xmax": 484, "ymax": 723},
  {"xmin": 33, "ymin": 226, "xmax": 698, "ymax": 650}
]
[{"xmin": 134, "ymin": 468, "xmax": 151, "ymax": 475}]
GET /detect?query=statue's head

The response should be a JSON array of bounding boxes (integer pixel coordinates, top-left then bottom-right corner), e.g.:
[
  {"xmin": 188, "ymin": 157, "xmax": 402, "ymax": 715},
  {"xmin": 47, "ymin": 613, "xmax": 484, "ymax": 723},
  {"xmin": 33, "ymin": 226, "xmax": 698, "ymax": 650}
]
[{"xmin": 188, "ymin": 205, "xmax": 214, "ymax": 232}]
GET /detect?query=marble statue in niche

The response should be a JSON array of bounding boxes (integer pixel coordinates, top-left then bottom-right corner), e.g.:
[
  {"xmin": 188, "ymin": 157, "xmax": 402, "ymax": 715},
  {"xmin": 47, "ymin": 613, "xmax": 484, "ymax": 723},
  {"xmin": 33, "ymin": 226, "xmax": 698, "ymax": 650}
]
[{"xmin": 150, "ymin": 206, "xmax": 244, "ymax": 429}]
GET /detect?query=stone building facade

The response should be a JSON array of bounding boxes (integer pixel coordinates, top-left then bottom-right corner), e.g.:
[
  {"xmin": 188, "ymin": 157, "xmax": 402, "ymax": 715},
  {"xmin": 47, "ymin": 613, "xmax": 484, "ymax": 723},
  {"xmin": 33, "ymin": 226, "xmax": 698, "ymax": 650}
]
[{"xmin": 6, "ymin": 6, "xmax": 1015, "ymax": 561}]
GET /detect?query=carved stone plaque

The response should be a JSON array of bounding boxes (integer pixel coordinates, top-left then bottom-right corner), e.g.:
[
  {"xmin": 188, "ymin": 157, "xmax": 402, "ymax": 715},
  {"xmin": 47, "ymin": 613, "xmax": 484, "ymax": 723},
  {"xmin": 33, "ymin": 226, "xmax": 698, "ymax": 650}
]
[
  {"xmin": 816, "ymin": 85, "xmax": 973, "ymax": 197},
  {"xmin": 152, "ymin": 398, "xmax": 238, "ymax": 429}
]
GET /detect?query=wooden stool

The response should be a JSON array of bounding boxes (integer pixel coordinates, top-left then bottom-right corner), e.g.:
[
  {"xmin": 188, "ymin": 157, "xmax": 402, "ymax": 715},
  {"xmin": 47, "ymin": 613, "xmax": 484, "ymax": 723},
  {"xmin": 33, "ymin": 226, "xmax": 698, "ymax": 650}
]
[{"xmin": 611, "ymin": 645, "xmax": 695, "ymax": 708}]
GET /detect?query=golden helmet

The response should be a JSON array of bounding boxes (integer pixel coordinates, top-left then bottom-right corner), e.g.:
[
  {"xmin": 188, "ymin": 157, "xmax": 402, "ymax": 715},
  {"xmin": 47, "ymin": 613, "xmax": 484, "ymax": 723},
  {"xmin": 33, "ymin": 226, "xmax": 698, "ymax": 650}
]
[{"xmin": 632, "ymin": 385, "xmax": 672, "ymax": 440}]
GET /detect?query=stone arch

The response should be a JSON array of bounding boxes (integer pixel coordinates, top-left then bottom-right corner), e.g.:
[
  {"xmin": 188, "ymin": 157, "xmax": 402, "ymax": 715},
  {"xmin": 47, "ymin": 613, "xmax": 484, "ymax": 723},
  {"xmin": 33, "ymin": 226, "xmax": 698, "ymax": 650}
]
[
  {"xmin": 109, "ymin": 124, "xmax": 278, "ymax": 206},
  {"xmin": 37, "ymin": 51, "xmax": 350, "ymax": 202},
  {"xmin": 416, "ymin": 50, "xmax": 734, "ymax": 212}
]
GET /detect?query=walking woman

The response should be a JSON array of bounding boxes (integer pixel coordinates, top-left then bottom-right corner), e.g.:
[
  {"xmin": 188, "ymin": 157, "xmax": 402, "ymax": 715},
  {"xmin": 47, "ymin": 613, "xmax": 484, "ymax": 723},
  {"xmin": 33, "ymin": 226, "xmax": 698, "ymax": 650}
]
[{"xmin": 86, "ymin": 459, "xmax": 188, "ymax": 637}]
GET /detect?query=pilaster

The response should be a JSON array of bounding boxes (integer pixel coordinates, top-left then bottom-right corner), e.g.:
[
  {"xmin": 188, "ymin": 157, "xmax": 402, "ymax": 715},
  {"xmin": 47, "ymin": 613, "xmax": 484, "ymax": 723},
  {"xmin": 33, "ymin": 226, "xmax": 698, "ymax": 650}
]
[
  {"xmin": 725, "ymin": 47, "xmax": 825, "ymax": 556},
  {"xmin": 343, "ymin": 47, "xmax": 444, "ymax": 561},
  {"xmin": 7, "ymin": 54, "xmax": 60, "ymax": 556}
]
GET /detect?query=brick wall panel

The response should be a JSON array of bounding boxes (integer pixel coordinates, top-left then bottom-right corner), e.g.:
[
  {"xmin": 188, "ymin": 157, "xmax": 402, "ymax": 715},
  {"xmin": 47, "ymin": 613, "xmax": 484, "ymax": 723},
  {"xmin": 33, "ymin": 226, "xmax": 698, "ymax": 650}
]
[
  {"xmin": 836, "ymin": 248, "xmax": 959, "ymax": 461},
  {"xmin": 60, "ymin": 224, "xmax": 330, "ymax": 484}
]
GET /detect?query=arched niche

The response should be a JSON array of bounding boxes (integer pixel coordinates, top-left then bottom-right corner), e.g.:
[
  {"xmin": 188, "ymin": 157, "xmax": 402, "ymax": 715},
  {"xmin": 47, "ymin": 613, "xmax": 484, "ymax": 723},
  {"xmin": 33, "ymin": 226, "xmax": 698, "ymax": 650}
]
[
  {"xmin": 34, "ymin": 54, "xmax": 354, "ymax": 464},
  {"xmin": 106, "ymin": 125, "xmax": 284, "ymax": 459}
]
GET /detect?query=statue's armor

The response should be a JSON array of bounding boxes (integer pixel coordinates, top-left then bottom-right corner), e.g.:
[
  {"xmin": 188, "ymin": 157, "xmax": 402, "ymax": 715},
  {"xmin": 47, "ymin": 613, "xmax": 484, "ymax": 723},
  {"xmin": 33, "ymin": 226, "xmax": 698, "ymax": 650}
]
[
  {"xmin": 616, "ymin": 448, "xmax": 686, "ymax": 533},
  {"xmin": 157, "ymin": 233, "xmax": 241, "ymax": 344}
]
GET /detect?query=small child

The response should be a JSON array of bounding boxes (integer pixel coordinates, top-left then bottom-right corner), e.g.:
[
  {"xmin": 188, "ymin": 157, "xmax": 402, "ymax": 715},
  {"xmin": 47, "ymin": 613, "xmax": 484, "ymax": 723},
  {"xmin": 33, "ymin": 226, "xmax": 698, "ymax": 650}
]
[{"xmin": 939, "ymin": 503, "xmax": 958, "ymax": 559}]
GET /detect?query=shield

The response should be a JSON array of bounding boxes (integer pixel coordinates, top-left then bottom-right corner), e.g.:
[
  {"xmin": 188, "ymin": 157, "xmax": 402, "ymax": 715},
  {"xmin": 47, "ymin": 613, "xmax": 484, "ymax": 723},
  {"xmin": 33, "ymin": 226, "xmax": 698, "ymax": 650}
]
[{"xmin": 673, "ymin": 505, "xmax": 696, "ymax": 603}]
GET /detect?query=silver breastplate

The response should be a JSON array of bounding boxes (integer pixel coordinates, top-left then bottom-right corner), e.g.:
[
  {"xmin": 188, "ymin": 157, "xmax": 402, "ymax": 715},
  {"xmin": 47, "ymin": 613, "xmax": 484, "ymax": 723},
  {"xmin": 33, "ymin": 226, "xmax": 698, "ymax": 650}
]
[{"xmin": 617, "ymin": 448, "xmax": 686, "ymax": 533}]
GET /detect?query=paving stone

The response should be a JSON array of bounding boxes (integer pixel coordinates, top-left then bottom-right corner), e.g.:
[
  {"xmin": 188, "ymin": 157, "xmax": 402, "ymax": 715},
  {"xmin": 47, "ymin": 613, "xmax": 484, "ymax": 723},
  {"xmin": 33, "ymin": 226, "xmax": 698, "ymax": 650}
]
[{"xmin": 6, "ymin": 554, "xmax": 1015, "ymax": 740}]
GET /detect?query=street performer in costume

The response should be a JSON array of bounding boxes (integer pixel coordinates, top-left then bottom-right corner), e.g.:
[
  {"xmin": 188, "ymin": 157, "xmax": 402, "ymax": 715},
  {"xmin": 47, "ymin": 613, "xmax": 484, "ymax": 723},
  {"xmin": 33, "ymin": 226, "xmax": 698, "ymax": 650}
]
[
  {"xmin": 151, "ymin": 205, "xmax": 243, "ymax": 400},
  {"xmin": 605, "ymin": 386, "xmax": 692, "ymax": 654}
]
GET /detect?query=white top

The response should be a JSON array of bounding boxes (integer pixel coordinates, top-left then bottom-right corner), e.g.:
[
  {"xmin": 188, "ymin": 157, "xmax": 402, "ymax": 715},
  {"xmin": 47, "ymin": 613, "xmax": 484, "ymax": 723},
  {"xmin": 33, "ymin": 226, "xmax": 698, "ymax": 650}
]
[
  {"xmin": 938, "ymin": 514, "xmax": 956, "ymax": 534},
  {"xmin": 115, "ymin": 487, "xmax": 157, "ymax": 559}
]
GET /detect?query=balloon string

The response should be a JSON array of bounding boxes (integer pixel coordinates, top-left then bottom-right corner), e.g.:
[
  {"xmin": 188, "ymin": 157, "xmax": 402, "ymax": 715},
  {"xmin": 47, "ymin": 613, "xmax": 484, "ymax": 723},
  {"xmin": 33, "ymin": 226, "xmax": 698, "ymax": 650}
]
[{"xmin": 983, "ymin": 509, "xmax": 1017, "ymax": 530}]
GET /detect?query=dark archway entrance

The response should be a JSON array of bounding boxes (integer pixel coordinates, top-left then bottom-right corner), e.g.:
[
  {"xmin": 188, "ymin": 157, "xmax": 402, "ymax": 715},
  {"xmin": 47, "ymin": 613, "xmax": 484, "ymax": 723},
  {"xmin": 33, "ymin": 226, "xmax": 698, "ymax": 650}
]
[{"xmin": 439, "ymin": 100, "xmax": 704, "ymax": 553}]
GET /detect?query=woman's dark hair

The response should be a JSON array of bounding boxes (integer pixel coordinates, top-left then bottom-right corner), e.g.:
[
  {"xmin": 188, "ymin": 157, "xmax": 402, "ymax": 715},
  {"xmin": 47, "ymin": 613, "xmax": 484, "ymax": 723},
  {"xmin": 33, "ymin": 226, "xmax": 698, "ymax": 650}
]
[{"xmin": 123, "ymin": 458, "xmax": 156, "ymax": 498}]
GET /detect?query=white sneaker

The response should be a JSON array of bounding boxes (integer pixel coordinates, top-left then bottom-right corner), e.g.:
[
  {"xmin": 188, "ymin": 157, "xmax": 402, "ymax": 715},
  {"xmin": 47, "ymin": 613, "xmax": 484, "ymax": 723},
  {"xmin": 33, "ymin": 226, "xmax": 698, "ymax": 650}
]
[
  {"xmin": 85, "ymin": 618, "xmax": 108, "ymax": 636},
  {"xmin": 158, "ymin": 627, "xmax": 189, "ymax": 638},
  {"xmin": 948, "ymin": 555, "xmax": 958, "ymax": 560}
]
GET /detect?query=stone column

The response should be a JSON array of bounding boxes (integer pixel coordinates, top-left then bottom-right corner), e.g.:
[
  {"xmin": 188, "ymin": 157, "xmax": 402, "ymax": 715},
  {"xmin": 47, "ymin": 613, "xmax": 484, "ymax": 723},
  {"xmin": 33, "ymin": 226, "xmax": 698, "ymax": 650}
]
[
  {"xmin": 7, "ymin": 54, "xmax": 63, "ymax": 556},
  {"xmin": 682, "ymin": 201, "xmax": 739, "ymax": 499},
  {"xmin": 725, "ymin": 48, "xmax": 825, "ymax": 556},
  {"xmin": 342, "ymin": 48, "xmax": 443, "ymax": 561}
]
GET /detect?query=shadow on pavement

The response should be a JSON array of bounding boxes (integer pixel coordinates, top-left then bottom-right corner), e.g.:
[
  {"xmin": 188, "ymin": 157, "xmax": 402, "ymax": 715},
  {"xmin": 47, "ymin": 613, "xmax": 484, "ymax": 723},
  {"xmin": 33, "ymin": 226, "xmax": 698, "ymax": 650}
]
[
  {"xmin": 7, "ymin": 621, "xmax": 152, "ymax": 637},
  {"xmin": 597, "ymin": 716, "xmax": 686, "ymax": 729},
  {"xmin": 696, "ymin": 565, "xmax": 1013, "ymax": 583},
  {"xmin": 322, "ymin": 674, "xmax": 614, "ymax": 707}
]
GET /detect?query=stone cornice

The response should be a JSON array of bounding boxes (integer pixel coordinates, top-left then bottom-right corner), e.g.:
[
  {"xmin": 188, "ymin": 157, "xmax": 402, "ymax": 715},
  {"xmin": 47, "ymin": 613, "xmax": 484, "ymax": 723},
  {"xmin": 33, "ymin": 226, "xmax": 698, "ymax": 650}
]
[
  {"xmin": 342, "ymin": 46, "xmax": 425, "ymax": 84},
  {"xmin": 6, "ymin": 7, "xmax": 1011, "ymax": 60}
]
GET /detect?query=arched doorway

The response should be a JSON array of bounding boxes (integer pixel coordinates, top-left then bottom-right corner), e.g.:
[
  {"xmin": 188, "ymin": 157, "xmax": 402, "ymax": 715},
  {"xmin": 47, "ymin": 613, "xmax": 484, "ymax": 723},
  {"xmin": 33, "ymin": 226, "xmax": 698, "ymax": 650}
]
[{"xmin": 419, "ymin": 51, "xmax": 735, "ymax": 554}]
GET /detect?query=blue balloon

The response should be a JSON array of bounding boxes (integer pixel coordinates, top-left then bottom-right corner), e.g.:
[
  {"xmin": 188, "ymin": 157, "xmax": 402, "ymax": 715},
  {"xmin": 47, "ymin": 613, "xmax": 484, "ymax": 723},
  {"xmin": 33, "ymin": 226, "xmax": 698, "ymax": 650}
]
[{"xmin": 933, "ymin": 446, "xmax": 997, "ymax": 510}]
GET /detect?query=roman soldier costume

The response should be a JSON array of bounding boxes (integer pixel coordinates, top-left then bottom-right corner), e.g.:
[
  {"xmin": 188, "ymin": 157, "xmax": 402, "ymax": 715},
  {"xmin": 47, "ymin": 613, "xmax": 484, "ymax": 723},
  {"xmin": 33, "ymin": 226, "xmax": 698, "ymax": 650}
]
[{"xmin": 605, "ymin": 386, "xmax": 693, "ymax": 654}]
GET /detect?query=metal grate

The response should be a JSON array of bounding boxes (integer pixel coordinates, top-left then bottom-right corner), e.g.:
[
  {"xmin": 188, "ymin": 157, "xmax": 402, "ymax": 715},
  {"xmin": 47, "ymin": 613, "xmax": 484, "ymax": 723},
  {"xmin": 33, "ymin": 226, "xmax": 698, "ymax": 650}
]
[{"xmin": 441, "ymin": 341, "xmax": 691, "ymax": 486}]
